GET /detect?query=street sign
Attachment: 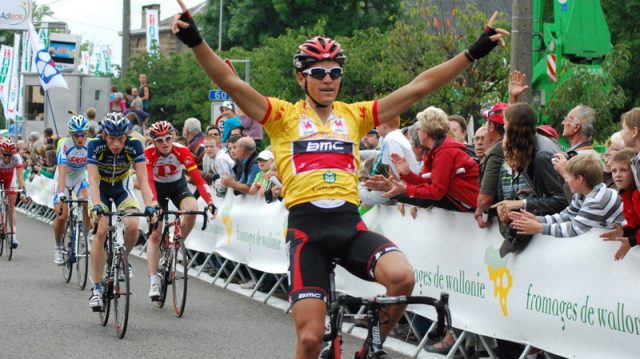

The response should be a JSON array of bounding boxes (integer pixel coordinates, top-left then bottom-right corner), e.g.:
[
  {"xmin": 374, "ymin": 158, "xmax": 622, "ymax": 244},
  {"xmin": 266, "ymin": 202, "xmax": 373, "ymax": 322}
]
[{"xmin": 209, "ymin": 89, "xmax": 232, "ymax": 101}]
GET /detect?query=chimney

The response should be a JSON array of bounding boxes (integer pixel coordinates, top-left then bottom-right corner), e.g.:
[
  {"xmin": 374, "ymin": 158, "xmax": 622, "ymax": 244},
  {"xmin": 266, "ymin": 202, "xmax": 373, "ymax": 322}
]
[{"xmin": 141, "ymin": 4, "xmax": 161, "ymax": 29}]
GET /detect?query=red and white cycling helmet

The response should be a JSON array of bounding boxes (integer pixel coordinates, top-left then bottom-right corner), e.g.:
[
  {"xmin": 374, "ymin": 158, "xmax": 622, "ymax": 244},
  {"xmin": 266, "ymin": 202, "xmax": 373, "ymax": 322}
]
[
  {"xmin": 0, "ymin": 139, "xmax": 16, "ymax": 155},
  {"xmin": 293, "ymin": 36, "xmax": 346, "ymax": 71},
  {"xmin": 149, "ymin": 121, "xmax": 174, "ymax": 139}
]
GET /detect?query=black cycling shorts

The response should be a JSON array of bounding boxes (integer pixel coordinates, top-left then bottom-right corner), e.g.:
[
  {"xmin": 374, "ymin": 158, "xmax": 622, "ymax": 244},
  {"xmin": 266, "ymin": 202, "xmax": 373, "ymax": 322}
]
[
  {"xmin": 155, "ymin": 177, "xmax": 194, "ymax": 211},
  {"xmin": 286, "ymin": 202, "xmax": 400, "ymax": 304}
]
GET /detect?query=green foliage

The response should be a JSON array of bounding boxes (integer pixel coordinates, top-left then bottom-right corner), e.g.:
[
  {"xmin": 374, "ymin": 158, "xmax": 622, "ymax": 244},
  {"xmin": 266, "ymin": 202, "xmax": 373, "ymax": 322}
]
[
  {"xmin": 543, "ymin": 44, "xmax": 630, "ymax": 142},
  {"xmin": 601, "ymin": 0, "xmax": 640, "ymax": 108},
  {"xmin": 197, "ymin": 0, "xmax": 403, "ymax": 50},
  {"xmin": 117, "ymin": 52, "xmax": 212, "ymax": 130}
]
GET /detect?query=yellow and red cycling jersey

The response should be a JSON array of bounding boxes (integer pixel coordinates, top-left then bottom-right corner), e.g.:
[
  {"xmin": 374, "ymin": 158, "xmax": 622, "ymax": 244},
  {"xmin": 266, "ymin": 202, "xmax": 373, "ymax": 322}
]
[{"xmin": 260, "ymin": 98, "xmax": 378, "ymax": 208}]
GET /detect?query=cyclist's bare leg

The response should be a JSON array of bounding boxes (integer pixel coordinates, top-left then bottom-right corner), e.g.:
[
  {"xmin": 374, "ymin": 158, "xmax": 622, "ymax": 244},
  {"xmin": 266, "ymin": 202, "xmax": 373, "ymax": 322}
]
[
  {"xmin": 90, "ymin": 216, "xmax": 109, "ymax": 284},
  {"xmin": 8, "ymin": 193, "xmax": 17, "ymax": 232},
  {"xmin": 373, "ymin": 251, "xmax": 415, "ymax": 340},
  {"xmin": 292, "ymin": 298, "xmax": 326, "ymax": 359},
  {"xmin": 178, "ymin": 197, "xmax": 198, "ymax": 238},
  {"xmin": 147, "ymin": 223, "xmax": 163, "ymax": 276},
  {"xmin": 121, "ymin": 211, "xmax": 140, "ymax": 255},
  {"xmin": 53, "ymin": 201, "xmax": 69, "ymax": 244},
  {"xmin": 79, "ymin": 188, "xmax": 91, "ymax": 232}
]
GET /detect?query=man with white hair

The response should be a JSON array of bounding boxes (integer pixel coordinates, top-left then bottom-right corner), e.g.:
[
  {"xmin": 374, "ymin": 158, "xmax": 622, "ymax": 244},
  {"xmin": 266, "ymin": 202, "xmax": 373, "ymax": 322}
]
[{"xmin": 183, "ymin": 117, "xmax": 206, "ymax": 169}]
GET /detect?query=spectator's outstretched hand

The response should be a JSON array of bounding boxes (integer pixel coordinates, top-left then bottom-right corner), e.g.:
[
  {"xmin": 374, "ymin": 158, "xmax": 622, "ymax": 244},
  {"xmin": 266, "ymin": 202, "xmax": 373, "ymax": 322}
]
[
  {"xmin": 510, "ymin": 216, "xmax": 542, "ymax": 236},
  {"xmin": 364, "ymin": 175, "xmax": 392, "ymax": 192},
  {"xmin": 396, "ymin": 202, "xmax": 406, "ymax": 217},
  {"xmin": 390, "ymin": 153, "xmax": 410, "ymax": 176},
  {"xmin": 509, "ymin": 70, "xmax": 529, "ymax": 103},
  {"xmin": 383, "ymin": 178, "xmax": 406, "ymax": 198},
  {"xmin": 507, "ymin": 208, "xmax": 536, "ymax": 222},
  {"xmin": 172, "ymin": 0, "xmax": 204, "ymax": 48},
  {"xmin": 491, "ymin": 200, "xmax": 525, "ymax": 223},
  {"xmin": 551, "ymin": 153, "xmax": 567, "ymax": 177},
  {"xmin": 601, "ymin": 224, "xmax": 632, "ymax": 260}
]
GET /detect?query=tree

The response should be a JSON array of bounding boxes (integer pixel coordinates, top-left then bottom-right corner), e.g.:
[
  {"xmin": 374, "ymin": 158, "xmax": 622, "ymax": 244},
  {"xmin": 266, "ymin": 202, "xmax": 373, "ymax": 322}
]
[
  {"xmin": 542, "ymin": 44, "xmax": 629, "ymax": 142},
  {"xmin": 197, "ymin": 0, "xmax": 403, "ymax": 50},
  {"xmin": 600, "ymin": 0, "xmax": 640, "ymax": 108}
]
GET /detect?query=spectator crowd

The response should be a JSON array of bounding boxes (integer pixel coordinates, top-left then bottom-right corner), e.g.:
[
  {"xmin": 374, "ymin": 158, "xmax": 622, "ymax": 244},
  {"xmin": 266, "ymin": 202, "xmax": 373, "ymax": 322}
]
[{"xmin": 2, "ymin": 68, "xmax": 639, "ymax": 358}]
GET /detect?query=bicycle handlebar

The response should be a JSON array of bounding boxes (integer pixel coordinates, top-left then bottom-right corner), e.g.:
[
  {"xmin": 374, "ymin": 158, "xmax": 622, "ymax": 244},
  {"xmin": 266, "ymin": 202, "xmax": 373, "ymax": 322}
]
[
  {"xmin": 63, "ymin": 199, "xmax": 89, "ymax": 204},
  {"xmin": 338, "ymin": 292, "xmax": 451, "ymax": 340},
  {"xmin": 91, "ymin": 211, "xmax": 152, "ymax": 235},
  {"xmin": 158, "ymin": 210, "xmax": 209, "ymax": 231}
]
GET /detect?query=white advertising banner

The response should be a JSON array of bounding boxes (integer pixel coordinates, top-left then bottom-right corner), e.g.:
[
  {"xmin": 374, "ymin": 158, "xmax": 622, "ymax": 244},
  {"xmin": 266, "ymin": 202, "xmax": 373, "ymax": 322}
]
[
  {"xmin": 23, "ymin": 177, "xmax": 637, "ymax": 358},
  {"xmin": 7, "ymin": 34, "xmax": 21, "ymax": 120},
  {"xmin": 145, "ymin": 9, "xmax": 160, "ymax": 56},
  {"xmin": 80, "ymin": 51, "xmax": 90, "ymax": 75},
  {"xmin": 0, "ymin": 45, "xmax": 14, "ymax": 118},
  {"xmin": 101, "ymin": 47, "xmax": 111, "ymax": 76},
  {"xmin": 20, "ymin": 30, "xmax": 30, "ymax": 72},
  {"xmin": 0, "ymin": 0, "xmax": 32, "ymax": 31}
]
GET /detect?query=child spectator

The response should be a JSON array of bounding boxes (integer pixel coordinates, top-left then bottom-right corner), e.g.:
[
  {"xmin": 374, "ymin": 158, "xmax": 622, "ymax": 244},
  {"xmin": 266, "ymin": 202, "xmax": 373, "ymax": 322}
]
[
  {"xmin": 202, "ymin": 135, "xmax": 235, "ymax": 197},
  {"xmin": 601, "ymin": 148, "xmax": 639, "ymax": 260},
  {"xmin": 509, "ymin": 153, "xmax": 623, "ymax": 237},
  {"xmin": 249, "ymin": 150, "xmax": 274, "ymax": 196},
  {"xmin": 619, "ymin": 108, "xmax": 640, "ymax": 188}
]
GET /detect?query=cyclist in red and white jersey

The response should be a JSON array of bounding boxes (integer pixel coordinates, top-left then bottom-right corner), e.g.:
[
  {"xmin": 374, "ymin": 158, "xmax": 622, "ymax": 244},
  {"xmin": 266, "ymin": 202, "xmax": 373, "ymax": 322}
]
[
  {"xmin": 0, "ymin": 140, "xmax": 25, "ymax": 249},
  {"xmin": 145, "ymin": 121, "xmax": 217, "ymax": 300}
]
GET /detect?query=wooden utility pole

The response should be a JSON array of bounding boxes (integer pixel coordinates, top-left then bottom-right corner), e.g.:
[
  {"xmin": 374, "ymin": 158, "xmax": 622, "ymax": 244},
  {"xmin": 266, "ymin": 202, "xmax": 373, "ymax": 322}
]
[
  {"xmin": 510, "ymin": 0, "xmax": 533, "ymax": 103},
  {"xmin": 121, "ymin": 0, "xmax": 131, "ymax": 77}
]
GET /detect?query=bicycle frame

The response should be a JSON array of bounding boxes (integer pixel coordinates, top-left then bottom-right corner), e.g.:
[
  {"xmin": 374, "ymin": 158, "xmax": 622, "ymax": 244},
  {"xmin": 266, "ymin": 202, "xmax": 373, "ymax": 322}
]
[{"xmin": 321, "ymin": 261, "xmax": 452, "ymax": 359}]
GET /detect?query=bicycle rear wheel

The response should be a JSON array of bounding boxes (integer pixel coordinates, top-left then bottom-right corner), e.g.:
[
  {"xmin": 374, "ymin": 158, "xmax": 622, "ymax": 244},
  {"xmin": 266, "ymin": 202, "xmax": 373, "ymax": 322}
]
[
  {"xmin": 75, "ymin": 224, "xmax": 89, "ymax": 290},
  {"xmin": 6, "ymin": 206, "xmax": 13, "ymax": 261},
  {"xmin": 113, "ymin": 247, "xmax": 130, "ymax": 338},
  {"xmin": 171, "ymin": 240, "xmax": 188, "ymax": 317},
  {"xmin": 156, "ymin": 235, "xmax": 169, "ymax": 308},
  {"xmin": 61, "ymin": 223, "xmax": 73, "ymax": 283}
]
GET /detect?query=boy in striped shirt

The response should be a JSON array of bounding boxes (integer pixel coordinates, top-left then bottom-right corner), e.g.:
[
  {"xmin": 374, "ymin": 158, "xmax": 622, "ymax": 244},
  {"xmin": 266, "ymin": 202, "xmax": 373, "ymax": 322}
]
[{"xmin": 509, "ymin": 153, "xmax": 623, "ymax": 237}]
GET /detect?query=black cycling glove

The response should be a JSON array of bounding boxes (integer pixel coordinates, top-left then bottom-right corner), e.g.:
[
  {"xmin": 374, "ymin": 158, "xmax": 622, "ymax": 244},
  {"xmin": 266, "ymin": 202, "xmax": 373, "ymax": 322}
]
[
  {"xmin": 174, "ymin": 11, "xmax": 203, "ymax": 48},
  {"xmin": 466, "ymin": 26, "xmax": 498, "ymax": 62}
]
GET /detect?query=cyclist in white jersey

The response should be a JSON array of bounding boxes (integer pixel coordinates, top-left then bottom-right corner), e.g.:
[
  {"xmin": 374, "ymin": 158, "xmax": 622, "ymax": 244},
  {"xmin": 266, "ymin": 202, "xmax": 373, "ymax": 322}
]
[{"xmin": 52, "ymin": 116, "xmax": 90, "ymax": 265}]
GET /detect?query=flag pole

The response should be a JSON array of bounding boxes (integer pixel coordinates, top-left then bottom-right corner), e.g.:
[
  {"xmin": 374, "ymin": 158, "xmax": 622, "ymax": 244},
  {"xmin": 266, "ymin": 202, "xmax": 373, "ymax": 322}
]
[{"xmin": 45, "ymin": 91, "xmax": 59, "ymax": 136}]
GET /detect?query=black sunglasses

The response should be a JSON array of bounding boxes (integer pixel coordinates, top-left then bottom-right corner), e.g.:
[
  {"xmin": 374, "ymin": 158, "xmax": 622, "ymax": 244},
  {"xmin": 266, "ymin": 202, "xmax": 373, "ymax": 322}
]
[
  {"xmin": 72, "ymin": 132, "xmax": 87, "ymax": 138},
  {"xmin": 302, "ymin": 67, "xmax": 343, "ymax": 80}
]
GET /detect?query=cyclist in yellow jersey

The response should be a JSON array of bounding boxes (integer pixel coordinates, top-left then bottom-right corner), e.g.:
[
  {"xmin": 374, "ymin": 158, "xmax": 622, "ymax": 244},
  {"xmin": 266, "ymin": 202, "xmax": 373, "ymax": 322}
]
[{"xmin": 172, "ymin": 1, "xmax": 508, "ymax": 357}]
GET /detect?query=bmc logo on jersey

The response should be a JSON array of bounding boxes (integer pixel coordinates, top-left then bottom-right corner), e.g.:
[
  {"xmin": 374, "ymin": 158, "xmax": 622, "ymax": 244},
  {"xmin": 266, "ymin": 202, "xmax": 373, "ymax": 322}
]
[{"xmin": 293, "ymin": 140, "xmax": 353, "ymax": 154}]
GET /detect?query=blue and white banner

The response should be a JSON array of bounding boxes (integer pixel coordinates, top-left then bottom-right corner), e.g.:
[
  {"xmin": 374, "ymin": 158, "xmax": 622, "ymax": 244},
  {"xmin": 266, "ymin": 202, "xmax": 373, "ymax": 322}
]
[{"xmin": 28, "ymin": 22, "xmax": 67, "ymax": 91}]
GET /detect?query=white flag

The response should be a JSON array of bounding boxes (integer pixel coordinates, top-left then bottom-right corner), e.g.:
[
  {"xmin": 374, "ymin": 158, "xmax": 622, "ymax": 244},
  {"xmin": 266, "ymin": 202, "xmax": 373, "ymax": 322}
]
[
  {"xmin": 29, "ymin": 22, "xmax": 67, "ymax": 90},
  {"xmin": 80, "ymin": 50, "xmax": 90, "ymax": 75}
]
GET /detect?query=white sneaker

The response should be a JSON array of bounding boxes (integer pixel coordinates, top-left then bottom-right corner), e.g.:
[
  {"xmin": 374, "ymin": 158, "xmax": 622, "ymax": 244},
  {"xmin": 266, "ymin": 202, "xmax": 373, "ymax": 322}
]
[
  {"xmin": 53, "ymin": 249, "xmax": 65, "ymax": 265},
  {"xmin": 89, "ymin": 285, "xmax": 104, "ymax": 310},
  {"xmin": 240, "ymin": 279, "xmax": 256, "ymax": 289},
  {"xmin": 11, "ymin": 238, "xmax": 18, "ymax": 249},
  {"xmin": 149, "ymin": 282, "xmax": 161, "ymax": 300}
]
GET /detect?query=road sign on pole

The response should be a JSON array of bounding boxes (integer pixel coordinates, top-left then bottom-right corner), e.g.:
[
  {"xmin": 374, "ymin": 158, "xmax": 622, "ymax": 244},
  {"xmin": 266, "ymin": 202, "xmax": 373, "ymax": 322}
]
[{"xmin": 209, "ymin": 89, "xmax": 232, "ymax": 101}]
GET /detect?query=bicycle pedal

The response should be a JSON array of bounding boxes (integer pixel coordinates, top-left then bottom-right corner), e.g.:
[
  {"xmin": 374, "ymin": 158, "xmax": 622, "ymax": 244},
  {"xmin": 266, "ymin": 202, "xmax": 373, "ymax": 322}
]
[
  {"xmin": 150, "ymin": 295, "xmax": 161, "ymax": 302},
  {"xmin": 92, "ymin": 306, "xmax": 104, "ymax": 313}
]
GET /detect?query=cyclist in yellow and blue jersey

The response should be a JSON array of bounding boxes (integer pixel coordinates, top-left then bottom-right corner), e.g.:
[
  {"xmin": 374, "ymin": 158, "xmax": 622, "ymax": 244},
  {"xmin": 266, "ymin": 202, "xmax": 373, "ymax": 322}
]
[
  {"xmin": 173, "ymin": 1, "xmax": 508, "ymax": 357},
  {"xmin": 86, "ymin": 112, "xmax": 158, "ymax": 311}
]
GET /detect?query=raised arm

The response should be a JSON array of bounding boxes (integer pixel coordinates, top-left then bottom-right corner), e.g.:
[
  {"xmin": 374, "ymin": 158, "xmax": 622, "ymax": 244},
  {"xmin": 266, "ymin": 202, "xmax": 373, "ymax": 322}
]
[
  {"xmin": 172, "ymin": 0, "xmax": 268, "ymax": 122},
  {"xmin": 377, "ymin": 12, "xmax": 509, "ymax": 124}
]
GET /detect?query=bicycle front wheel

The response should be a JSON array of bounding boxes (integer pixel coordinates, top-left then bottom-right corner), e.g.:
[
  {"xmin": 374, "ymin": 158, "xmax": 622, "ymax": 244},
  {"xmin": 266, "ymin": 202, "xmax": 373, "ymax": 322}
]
[
  {"xmin": 113, "ymin": 247, "xmax": 130, "ymax": 338},
  {"xmin": 61, "ymin": 223, "xmax": 73, "ymax": 283},
  {"xmin": 6, "ymin": 206, "xmax": 13, "ymax": 261},
  {"xmin": 75, "ymin": 224, "xmax": 89, "ymax": 290},
  {"xmin": 171, "ymin": 240, "xmax": 188, "ymax": 317},
  {"xmin": 156, "ymin": 235, "xmax": 169, "ymax": 308}
]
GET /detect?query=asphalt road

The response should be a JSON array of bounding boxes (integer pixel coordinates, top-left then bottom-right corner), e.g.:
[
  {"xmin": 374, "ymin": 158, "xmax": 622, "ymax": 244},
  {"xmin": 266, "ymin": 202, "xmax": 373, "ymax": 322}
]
[{"xmin": 0, "ymin": 213, "xmax": 417, "ymax": 359}]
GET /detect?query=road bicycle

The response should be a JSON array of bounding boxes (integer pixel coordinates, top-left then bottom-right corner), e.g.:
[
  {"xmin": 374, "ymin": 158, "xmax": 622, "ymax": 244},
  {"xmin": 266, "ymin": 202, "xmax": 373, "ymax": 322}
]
[
  {"xmin": 0, "ymin": 184, "xmax": 25, "ymax": 261},
  {"xmin": 153, "ymin": 208, "xmax": 208, "ymax": 317},
  {"xmin": 320, "ymin": 261, "xmax": 451, "ymax": 359},
  {"xmin": 93, "ymin": 209, "xmax": 150, "ymax": 339},
  {"xmin": 60, "ymin": 195, "xmax": 89, "ymax": 289}
]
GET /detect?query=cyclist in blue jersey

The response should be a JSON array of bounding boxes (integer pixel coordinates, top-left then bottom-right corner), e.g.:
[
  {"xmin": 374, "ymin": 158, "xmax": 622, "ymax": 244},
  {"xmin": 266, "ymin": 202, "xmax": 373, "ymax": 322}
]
[
  {"xmin": 52, "ymin": 116, "xmax": 91, "ymax": 265},
  {"xmin": 87, "ymin": 113, "xmax": 158, "ymax": 311}
]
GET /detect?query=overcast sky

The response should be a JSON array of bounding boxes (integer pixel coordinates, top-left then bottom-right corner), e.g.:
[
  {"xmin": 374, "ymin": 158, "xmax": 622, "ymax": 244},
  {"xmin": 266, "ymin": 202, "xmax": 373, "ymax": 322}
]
[{"xmin": 43, "ymin": 0, "xmax": 203, "ymax": 66}]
